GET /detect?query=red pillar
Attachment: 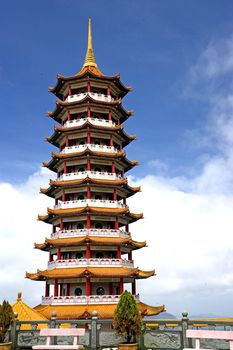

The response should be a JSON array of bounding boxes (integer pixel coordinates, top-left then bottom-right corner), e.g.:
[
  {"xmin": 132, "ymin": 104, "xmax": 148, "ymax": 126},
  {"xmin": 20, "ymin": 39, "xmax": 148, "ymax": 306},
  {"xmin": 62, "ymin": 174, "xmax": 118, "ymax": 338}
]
[
  {"xmin": 65, "ymin": 136, "xmax": 69, "ymax": 147},
  {"xmin": 87, "ymin": 130, "xmax": 91, "ymax": 144},
  {"xmin": 87, "ymin": 185, "xmax": 91, "ymax": 199},
  {"xmin": 62, "ymin": 190, "xmax": 66, "ymax": 202},
  {"xmin": 45, "ymin": 283, "xmax": 50, "ymax": 297},
  {"xmin": 86, "ymin": 245, "xmax": 91, "ymax": 259},
  {"xmin": 128, "ymin": 251, "xmax": 132, "ymax": 260},
  {"xmin": 54, "ymin": 279, "xmax": 58, "ymax": 296},
  {"xmin": 86, "ymin": 278, "xmax": 91, "ymax": 296},
  {"xmin": 87, "ymin": 107, "xmax": 91, "ymax": 118},
  {"xmin": 57, "ymin": 248, "xmax": 61, "ymax": 260},
  {"xmin": 87, "ymin": 158, "xmax": 91, "ymax": 171},
  {"xmin": 115, "ymin": 217, "xmax": 119, "ymax": 229},
  {"xmin": 111, "ymin": 162, "xmax": 115, "ymax": 173},
  {"xmin": 67, "ymin": 110, "xmax": 71, "ymax": 121},
  {"xmin": 68, "ymin": 86, "xmax": 72, "ymax": 96},
  {"xmin": 64, "ymin": 163, "xmax": 67, "ymax": 174},
  {"xmin": 108, "ymin": 111, "xmax": 112, "ymax": 121},
  {"xmin": 119, "ymin": 277, "xmax": 124, "ymax": 294},
  {"xmin": 121, "ymin": 171, "xmax": 124, "ymax": 178},
  {"xmin": 110, "ymin": 135, "xmax": 113, "ymax": 147},
  {"xmin": 132, "ymin": 280, "xmax": 136, "ymax": 295},
  {"xmin": 67, "ymin": 283, "xmax": 70, "ymax": 296},
  {"xmin": 117, "ymin": 246, "xmax": 121, "ymax": 259},
  {"xmin": 125, "ymin": 224, "xmax": 129, "ymax": 233},
  {"xmin": 60, "ymin": 218, "xmax": 64, "ymax": 230},
  {"xmin": 52, "ymin": 225, "xmax": 56, "ymax": 233},
  {"xmin": 123, "ymin": 198, "xmax": 126, "ymax": 205},
  {"xmin": 107, "ymin": 87, "xmax": 110, "ymax": 96},
  {"xmin": 86, "ymin": 214, "xmax": 91, "ymax": 229},
  {"xmin": 87, "ymin": 82, "xmax": 91, "ymax": 92},
  {"xmin": 49, "ymin": 252, "xmax": 53, "ymax": 262},
  {"xmin": 113, "ymin": 189, "xmax": 117, "ymax": 201}
]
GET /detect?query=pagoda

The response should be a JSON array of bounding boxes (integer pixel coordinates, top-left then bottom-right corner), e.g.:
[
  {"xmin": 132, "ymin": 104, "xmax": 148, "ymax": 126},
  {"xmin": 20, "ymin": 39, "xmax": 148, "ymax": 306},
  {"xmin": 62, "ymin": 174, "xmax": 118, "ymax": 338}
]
[{"xmin": 26, "ymin": 19, "xmax": 165, "ymax": 320}]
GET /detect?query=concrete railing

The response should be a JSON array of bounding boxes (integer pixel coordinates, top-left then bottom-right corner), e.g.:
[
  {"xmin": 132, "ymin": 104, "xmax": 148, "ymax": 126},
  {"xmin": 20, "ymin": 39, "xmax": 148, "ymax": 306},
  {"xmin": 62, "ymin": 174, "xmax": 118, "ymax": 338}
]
[
  {"xmin": 51, "ymin": 228, "xmax": 130, "ymax": 239},
  {"xmin": 47, "ymin": 258, "xmax": 134, "ymax": 269}
]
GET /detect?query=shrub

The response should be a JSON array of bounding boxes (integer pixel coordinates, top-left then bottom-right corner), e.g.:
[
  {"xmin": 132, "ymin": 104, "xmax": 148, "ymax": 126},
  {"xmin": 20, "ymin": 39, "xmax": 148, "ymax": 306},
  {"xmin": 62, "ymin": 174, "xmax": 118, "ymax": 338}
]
[{"xmin": 0, "ymin": 301, "xmax": 14, "ymax": 343}]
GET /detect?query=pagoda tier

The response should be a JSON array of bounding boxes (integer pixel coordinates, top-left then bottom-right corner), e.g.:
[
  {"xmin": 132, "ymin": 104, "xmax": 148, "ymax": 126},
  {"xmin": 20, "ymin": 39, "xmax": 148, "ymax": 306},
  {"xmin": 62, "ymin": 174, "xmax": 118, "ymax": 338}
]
[{"xmin": 26, "ymin": 19, "xmax": 165, "ymax": 319}]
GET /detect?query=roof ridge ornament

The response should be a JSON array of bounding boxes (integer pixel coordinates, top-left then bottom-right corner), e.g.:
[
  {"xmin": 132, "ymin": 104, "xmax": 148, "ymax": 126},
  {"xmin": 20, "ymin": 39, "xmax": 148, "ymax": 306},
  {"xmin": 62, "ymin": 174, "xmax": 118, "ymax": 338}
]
[{"xmin": 83, "ymin": 18, "xmax": 97, "ymax": 68}]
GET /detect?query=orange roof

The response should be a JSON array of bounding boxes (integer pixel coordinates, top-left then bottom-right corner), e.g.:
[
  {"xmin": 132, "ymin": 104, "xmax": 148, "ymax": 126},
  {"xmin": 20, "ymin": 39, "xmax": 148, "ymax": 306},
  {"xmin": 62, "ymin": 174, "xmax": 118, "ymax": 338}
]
[
  {"xmin": 34, "ymin": 236, "xmax": 146, "ymax": 250},
  {"xmin": 12, "ymin": 292, "xmax": 48, "ymax": 329},
  {"xmin": 51, "ymin": 149, "xmax": 125, "ymax": 159},
  {"xmin": 26, "ymin": 266, "xmax": 155, "ymax": 281},
  {"xmin": 34, "ymin": 302, "xmax": 165, "ymax": 320}
]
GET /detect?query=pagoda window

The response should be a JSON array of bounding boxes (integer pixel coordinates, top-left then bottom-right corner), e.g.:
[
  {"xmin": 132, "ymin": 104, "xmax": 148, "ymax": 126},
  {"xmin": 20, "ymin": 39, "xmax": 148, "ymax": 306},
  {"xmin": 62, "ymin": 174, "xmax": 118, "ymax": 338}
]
[
  {"xmin": 94, "ymin": 167, "xmax": 101, "ymax": 172},
  {"xmin": 96, "ymin": 287, "xmax": 105, "ymax": 295},
  {"xmin": 78, "ymin": 167, "xmax": 85, "ymax": 172},
  {"xmin": 75, "ymin": 252, "xmax": 83, "ymax": 259},
  {"xmin": 95, "ymin": 223, "xmax": 103, "ymax": 229},
  {"xmin": 79, "ymin": 140, "xmax": 85, "ymax": 145},
  {"xmin": 95, "ymin": 194, "xmax": 102, "ymax": 200},
  {"xmin": 78, "ymin": 195, "xmax": 85, "ymax": 200},
  {"xmin": 74, "ymin": 287, "xmax": 83, "ymax": 296},
  {"xmin": 94, "ymin": 140, "xmax": 101, "ymax": 145},
  {"xmin": 77, "ymin": 223, "xmax": 84, "ymax": 229},
  {"xmin": 96, "ymin": 252, "xmax": 104, "ymax": 259}
]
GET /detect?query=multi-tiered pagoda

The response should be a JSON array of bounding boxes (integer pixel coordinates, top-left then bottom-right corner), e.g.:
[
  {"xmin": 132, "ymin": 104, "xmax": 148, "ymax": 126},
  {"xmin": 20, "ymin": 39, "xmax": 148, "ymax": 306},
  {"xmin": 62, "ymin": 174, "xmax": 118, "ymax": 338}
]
[{"xmin": 26, "ymin": 20, "xmax": 165, "ymax": 320}]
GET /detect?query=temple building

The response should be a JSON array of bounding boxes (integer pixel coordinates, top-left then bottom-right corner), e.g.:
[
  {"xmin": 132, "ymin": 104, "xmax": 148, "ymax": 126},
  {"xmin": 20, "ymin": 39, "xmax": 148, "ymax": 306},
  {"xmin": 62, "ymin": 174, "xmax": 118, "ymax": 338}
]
[{"xmin": 26, "ymin": 19, "xmax": 165, "ymax": 320}]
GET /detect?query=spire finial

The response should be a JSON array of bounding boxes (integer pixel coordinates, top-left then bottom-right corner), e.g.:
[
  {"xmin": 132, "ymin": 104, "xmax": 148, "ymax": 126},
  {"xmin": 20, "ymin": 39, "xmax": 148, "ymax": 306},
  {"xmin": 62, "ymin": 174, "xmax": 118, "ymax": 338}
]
[{"xmin": 83, "ymin": 18, "xmax": 97, "ymax": 68}]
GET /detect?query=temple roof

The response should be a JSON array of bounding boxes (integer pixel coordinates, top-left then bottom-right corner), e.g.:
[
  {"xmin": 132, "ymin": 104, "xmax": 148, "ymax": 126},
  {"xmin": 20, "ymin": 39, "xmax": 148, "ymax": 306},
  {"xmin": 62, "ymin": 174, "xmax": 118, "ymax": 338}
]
[
  {"xmin": 34, "ymin": 302, "xmax": 165, "ymax": 320},
  {"xmin": 43, "ymin": 150, "xmax": 138, "ymax": 173},
  {"xmin": 34, "ymin": 236, "xmax": 146, "ymax": 251},
  {"xmin": 12, "ymin": 292, "xmax": 47, "ymax": 329},
  {"xmin": 26, "ymin": 266, "xmax": 155, "ymax": 281},
  {"xmin": 46, "ymin": 123, "xmax": 136, "ymax": 148},
  {"xmin": 38, "ymin": 206, "xmax": 143, "ymax": 224},
  {"xmin": 48, "ymin": 95, "xmax": 132, "ymax": 123},
  {"xmin": 40, "ymin": 177, "xmax": 140, "ymax": 198}
]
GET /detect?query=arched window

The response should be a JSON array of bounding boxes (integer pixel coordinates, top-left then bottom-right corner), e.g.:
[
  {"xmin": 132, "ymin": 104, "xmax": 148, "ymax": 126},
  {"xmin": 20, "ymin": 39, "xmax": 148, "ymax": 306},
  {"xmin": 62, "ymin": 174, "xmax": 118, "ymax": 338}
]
[
  {"xmin": 74, "ymin": 288, "xmax": 82, "ymax": 296},
  {"xmin": 96, "ymin": 287, "xmax": 105, "ymax": 295},
  {"xmin": 95, "ymin": 223, "xmax": 103, "ymax": 229},
  {"xmin": 77, "ymin": 223, "xmax": 84, "ymax": 229},
  {"xmin": 96, "ymin": 252, "xmax": 104, "ymax": 259}
]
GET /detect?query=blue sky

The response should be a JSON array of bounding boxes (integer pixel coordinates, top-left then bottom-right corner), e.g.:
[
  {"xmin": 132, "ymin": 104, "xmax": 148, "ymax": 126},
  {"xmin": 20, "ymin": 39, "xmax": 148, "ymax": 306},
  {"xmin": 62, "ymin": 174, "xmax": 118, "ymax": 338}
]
[
  {"xmin": 0, "ymin": 0, "xmax": 232, "ymax": 182},
  {"xmin": 1, "ymin": 1, "xmax": 233, "ymax": 316}
]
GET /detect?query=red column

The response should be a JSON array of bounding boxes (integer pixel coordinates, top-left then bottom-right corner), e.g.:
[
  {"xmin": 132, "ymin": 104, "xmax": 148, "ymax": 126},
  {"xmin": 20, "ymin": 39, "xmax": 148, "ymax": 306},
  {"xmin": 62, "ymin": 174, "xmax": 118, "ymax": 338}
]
[
  {"xmin": 64, "ymin": 163, "xmax": 67, "ymax": 174},
  {"xmin": 86, "ymin": 245, "xmax": 91, "ymax": 259},
  {"xmin": 87, "ymin": 158, "xmax": 91, "ymax": 171},
  {"xmin": 117, "ymin": 246, "xmax": 121, "ymax": 259},
  {"xmin": 87, "ymin": 185, "xmax": 91, "ymax": 199},
  {"xmin": 86, "ymin": 277, "xmax": 91, "ymax": 296},
  {"xmin": 113, "ymin": 189, "xmax": 117, "ymax": 201},
  {"xmin": 45, "ymin": 283, "xmax": 50, "ymax": 297},
  {"xmin": 68, "ymin": 86, "xmax": 72, "ymax": 96},
  {"xmin": 123, "ymin": 198, "xmax": 126, "ymax": 205},
  {"xmin": 110, "ymin": 135, "xmax": 113, "ymax": 146},
  {"xmin": 87, "ymin": 130, "xmax": 91, "ymax": 144},
  {"xmin": 66, "ymin": 283, "xmax": 70, "ymax": 296},
  {"xmin": 67, "ymin": 110, "xmax": 71, "ymax": 121},
  {"xmin": 54, "ymin": 279, "xmax": 58, "ymax": 296},
  {"xmin": 109, "ymin": 282, "xmax": 113, "ymax": 295},
  {"xmin": 86, "ymin": 214, "xmax": 91, "ymax": 229},
  {"xmin": 49, "ymin": 252, "xmax": 53, "ymax": 262},
  {"xmin": 115, "ymin": 217, "xmax": 119, "ymax": 229},
  {"xmin": 62, "ymin": 190, "xmax": 65, "ymax": 202},
  {"xmin": 108, "ymin": 111, "xmax": 112, "ymax": 121},
  {"xmin": 125, "ymin": 224, "xmax": 129, "ymax": 233},
  {"xmin": 87, "ymin": 82, "xmax": 91, "ymax": 92},
  {"xmin": 60, "ymin": 218, "xmax": 64, "ymax": 230},
  {"xmin": 132, "ymin": 280, "xmax": 136, "ymax": 295},
  {"xmin": 121, "ymin": 171, "xmax": 124, "ymax": 178},
  {"xmin": 128, "ymin": 251, "xmax": 132, "ymax": 260},
  {"xmin": 57, "ymin": 248, "xmax": 61, "ymax": 260},
  {"xmin": 65, "ymin": 136, "xmax": 69, "ymax": 147},
  {"xmin": 87, "ymin": 107, "xmax": 91, "ymax": 118},
  {"xmin": 60, "ymin": 283, "xmax": 63, "ymax": 296},
  {"xmin": 119, "ymin": 277, "xmax": 124, "ymax": 294},
  {"xmin": 111, "ymin": 162, "xmax": 115, "ymax": 173},
  {"xmin": 107, "ymin": 87, "xmax": 110, "ymax": 96}
]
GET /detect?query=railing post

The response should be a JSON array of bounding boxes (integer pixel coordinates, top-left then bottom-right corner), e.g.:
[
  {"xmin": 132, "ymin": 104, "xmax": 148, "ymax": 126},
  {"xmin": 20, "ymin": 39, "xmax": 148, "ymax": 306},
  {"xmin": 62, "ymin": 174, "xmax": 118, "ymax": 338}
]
[
  {"xmin": 49, "ymin": 311, "xmax": 57, "ymax": 346},
  {"xmin": 10, "ymin": 312, "xmax": 18, "ymax": 350},
  {"xmin": 90, "ymin": 310, "xmax": 98, "ymax": 350},
  {"xmin": 181, "ymin": 311, "xmax": 189, "ymax": 349}
]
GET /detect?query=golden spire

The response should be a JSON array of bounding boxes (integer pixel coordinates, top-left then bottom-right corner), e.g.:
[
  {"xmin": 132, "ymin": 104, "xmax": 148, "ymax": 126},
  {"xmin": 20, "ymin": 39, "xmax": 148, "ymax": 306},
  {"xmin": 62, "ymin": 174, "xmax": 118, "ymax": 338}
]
[{"xmin": 83, "ymin": 18, "xmax": 97, "ymax": 68}]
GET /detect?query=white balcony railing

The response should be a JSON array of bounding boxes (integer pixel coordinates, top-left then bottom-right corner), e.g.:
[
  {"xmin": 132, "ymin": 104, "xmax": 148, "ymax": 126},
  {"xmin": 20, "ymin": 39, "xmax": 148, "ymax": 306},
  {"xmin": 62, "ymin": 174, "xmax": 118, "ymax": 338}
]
[
  {"xmin": 60, "ymin": 143, "xmax": 118, "ymax": 154},
  {"xmin": 54, "ymin": 198, "xmax": 126, "ymax": 210},
  {"xmin": 57, "ymin": 170, "xmax": 122, "ymax": 182},
  {"xmin": 51, "ymin": 228, "xmax": 130, "ymax": 239},
  {"xmin": 66, "ymin": 92, "xmax": 114, "ymax": 103},
  {"xmin": 42, "ymin": 294, "xmax": 140, "ymax": 305},
  {"xmin": 47, "ymin": 258, "xmax": 134, "ymax": 269},
  {"xmin": 64, "ymin": 117, "xmax": 116, "ymax": 128}
]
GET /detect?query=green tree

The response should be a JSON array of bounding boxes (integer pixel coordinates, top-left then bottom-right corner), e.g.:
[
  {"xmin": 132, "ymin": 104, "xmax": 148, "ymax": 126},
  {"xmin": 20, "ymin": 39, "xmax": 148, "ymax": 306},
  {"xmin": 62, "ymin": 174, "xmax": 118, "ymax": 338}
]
[
  {"xmin": 0, "ymin": 301, "xmax": 14, "ymax": 343},
  {"xmin": 113, "ymin": 291, "xmax": 142, "ymax": 343}
]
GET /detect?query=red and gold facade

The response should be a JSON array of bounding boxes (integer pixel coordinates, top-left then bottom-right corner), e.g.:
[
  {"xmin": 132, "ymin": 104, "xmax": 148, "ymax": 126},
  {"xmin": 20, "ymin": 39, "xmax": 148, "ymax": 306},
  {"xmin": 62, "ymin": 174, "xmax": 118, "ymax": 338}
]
[{"xmin": 26, "ymin": 19, "xmax": 165, "ymax": 319}]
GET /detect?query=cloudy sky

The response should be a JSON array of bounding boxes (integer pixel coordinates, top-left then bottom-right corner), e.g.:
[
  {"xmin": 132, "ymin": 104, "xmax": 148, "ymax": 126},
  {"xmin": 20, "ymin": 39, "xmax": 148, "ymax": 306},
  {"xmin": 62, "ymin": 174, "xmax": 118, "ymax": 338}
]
[{"xmin": 1, "ymin": 0, "xmax": 233, "ymax": 317}]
